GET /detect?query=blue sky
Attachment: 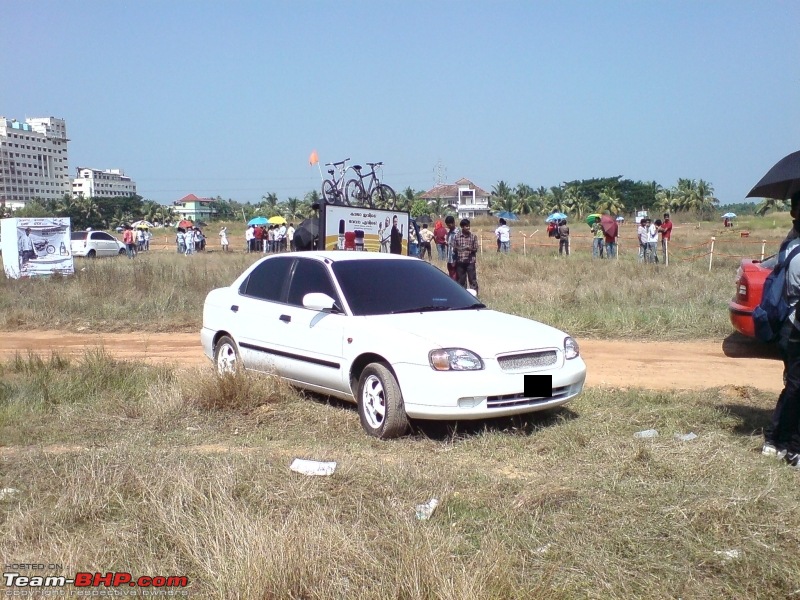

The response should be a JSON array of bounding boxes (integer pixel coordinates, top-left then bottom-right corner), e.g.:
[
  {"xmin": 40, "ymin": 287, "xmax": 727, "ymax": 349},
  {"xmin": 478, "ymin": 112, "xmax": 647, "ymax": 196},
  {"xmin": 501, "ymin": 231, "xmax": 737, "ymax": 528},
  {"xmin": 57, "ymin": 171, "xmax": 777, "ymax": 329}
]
[{"xmin": 3, "ymin": 0, "xmax": 799, "ymax": 206}]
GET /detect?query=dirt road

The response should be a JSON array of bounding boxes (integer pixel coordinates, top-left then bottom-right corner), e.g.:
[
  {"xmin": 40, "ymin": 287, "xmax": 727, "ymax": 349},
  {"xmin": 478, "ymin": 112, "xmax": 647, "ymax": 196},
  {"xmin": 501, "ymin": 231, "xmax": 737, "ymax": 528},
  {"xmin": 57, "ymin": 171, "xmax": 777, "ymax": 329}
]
[{"xmin": 0, "ymin": 331, "xmax": 784, "ymax": 393}]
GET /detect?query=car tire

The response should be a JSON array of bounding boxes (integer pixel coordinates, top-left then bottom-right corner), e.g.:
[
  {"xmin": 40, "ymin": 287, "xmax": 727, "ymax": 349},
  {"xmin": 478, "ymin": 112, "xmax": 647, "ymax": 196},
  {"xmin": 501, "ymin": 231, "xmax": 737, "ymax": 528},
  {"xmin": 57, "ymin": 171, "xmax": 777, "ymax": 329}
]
[
  {"xmin": 357, "ymin": 363, "xmax": 409, "ymax": 439},
  {"xmin": 214, "ymin": 335, "xmax": 241, "ymax": 375},
  {"xmin": 87, "ymin": 250, "xmax": 96, "ymax": 258},
  {"xmin": 118, "ymin": 248, "xmax": 126, "ymax": 255}
]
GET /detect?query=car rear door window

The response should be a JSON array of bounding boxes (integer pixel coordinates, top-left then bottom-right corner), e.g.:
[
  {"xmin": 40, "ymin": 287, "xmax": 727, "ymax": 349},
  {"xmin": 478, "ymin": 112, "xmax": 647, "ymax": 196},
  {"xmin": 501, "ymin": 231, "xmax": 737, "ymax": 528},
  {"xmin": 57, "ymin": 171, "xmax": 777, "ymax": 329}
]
[
  {"xmin": 286, "ymin": 258, "xmax": 340, "ymax": 307},
  {"xmin": 241, "ymin": 256, "xmax": 293, "ymax": 302}
]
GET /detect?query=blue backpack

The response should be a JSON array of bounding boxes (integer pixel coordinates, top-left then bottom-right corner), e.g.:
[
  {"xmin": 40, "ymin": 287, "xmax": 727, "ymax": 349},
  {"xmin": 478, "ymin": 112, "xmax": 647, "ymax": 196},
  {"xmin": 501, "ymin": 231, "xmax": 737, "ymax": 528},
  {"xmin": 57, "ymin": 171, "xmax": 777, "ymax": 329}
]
[{"xmin": 752, "ymin": 241, "xmax": 800, "ymax": 343}]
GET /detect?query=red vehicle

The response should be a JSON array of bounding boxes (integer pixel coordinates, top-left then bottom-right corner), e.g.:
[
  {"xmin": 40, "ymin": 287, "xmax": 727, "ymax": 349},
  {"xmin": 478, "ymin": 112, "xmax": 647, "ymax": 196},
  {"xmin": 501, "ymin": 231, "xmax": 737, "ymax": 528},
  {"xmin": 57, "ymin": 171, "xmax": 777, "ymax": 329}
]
[{"xmin": 728, "ymin": 255, "xmax": 777, "ymax": 337}]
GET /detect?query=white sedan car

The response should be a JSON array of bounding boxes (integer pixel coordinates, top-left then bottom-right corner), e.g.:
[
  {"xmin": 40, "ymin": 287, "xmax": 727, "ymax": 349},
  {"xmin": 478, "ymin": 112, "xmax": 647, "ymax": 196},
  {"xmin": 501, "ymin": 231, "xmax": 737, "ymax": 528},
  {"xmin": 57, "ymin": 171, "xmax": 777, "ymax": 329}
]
[
  {"xmin": 70, "ymin": 230, "xmax": 126, "ymax": 257},
  {"xmin": 201, "ymin": 252, "xmax": 586, "ymax": 438}
]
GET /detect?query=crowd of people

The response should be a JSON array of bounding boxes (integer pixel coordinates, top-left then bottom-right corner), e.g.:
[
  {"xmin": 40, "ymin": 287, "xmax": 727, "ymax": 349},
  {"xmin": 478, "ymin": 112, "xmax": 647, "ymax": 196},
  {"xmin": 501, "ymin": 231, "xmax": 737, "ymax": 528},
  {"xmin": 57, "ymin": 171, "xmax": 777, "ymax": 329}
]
[
  {"xmin": 175, "ymin": 227, "xmax": 206, "ymax": 256},
  {"xmin": 244, "ymin": 223, "xmax": 295, "ymax": 253},
  {"xmin": 122, "ymin": 225, "xmax": 153, "ymax": 258},
  {"xmin": 636, "ymin": 213, "xmax": 673, "ymax": 263}
]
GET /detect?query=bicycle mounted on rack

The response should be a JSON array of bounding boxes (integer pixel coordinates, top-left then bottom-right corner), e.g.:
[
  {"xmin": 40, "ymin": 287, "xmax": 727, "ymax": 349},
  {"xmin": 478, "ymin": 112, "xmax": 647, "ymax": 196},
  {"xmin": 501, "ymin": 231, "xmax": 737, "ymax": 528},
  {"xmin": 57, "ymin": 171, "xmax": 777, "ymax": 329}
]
[
  {"xmin": 321, "ymin": 158, "xmax": 352, "ymax": 205},
  {"xmin": 345, "ymin": 162, "xmax": 397, "ymax": 210}
]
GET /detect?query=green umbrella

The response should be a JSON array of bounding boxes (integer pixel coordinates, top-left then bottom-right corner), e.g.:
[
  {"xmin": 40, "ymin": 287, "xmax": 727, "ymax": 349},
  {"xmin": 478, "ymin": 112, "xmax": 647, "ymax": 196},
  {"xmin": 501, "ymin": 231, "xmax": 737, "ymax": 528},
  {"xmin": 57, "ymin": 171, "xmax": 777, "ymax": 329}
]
[{"xmin": 586, "ymin": 213, "xmax": 602, "ymax": 225}]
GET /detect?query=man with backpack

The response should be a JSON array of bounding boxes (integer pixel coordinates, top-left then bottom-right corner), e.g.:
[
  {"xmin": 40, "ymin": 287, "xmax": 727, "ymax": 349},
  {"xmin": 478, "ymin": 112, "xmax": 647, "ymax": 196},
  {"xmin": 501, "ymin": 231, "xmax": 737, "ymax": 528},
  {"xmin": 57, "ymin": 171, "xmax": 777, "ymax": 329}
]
[{"xmin": 762, "ymin": 191, "xmax": 800, "ymax": 468}]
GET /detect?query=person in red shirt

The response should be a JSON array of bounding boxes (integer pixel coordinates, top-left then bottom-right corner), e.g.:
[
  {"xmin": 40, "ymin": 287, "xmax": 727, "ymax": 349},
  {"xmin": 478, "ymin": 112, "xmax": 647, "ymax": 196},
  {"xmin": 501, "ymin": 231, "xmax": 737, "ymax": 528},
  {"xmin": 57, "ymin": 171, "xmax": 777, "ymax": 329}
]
[
  {"xmin": 433, "ymin": 220, "xmax": 447, "ymax": 260},
  {"xmin": 122, "ymin": 225, "xmax": 136, "ymax": 259},
  {"xmin": 253, "ymin": 224, "xmax": 264, "ymax": 253},
  {"xmin": 659, "ymin": 213, "xmax": 673, "ymax": 262}
]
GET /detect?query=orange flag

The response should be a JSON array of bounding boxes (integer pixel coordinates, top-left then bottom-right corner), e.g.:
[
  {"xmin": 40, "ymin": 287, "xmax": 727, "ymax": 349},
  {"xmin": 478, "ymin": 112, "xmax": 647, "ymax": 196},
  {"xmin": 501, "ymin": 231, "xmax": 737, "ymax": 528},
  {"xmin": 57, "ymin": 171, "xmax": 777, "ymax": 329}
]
[{"xmin": 308, "ymin": 150, "xmax": 319, "ymax": 166}]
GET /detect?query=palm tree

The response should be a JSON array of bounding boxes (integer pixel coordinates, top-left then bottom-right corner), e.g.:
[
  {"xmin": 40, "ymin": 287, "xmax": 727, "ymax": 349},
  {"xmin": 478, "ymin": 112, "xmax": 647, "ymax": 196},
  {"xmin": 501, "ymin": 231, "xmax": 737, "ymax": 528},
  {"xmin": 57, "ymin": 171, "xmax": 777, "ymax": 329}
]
[
  {"xmin": 655, "ymin": 188, "xmax": 679, "ymax": 214},
  {"xmin": 259, "ymin": 192, "xmax": 280, "ymax": 216},
  {"xmin": 492, "ymin": 180, "xmax": 513, "ymax": 200},
  {"xmin": 549, "ymin": 186, "xmax": 567, "ymax": 214},
  {"xmin": 429, "ymin": 197, "xmax": 449, "ymax": 218},
  {"xmin": 596, "ymin": 188, "xmax": 625, "ymax": 216},
  {"xmin": 696, "ymin": 179, "xmax": 719, "ymax": 218},
  {"xmin": 283, "ymin": 197, "xmax": 309, "ymax": 221},
  {"xmin": 491, "ymin": 195, "xmax": 517, "ymax": 214},
  {"xmin": 564, "ymin": 186, "xmax": 591, "ymax": 218},
  {"xmin": 755, "ymin": 197, "xmax": 788, "ymax": 216}
]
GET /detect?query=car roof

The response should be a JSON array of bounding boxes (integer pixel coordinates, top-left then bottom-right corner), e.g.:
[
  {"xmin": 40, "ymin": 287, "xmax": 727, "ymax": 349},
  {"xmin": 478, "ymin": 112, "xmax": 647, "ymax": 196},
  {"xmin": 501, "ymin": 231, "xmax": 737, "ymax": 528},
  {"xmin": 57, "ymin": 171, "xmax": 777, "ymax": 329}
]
[{"xmin": 291, "ymin": 251, "xmax": 414, "ymax": 263}]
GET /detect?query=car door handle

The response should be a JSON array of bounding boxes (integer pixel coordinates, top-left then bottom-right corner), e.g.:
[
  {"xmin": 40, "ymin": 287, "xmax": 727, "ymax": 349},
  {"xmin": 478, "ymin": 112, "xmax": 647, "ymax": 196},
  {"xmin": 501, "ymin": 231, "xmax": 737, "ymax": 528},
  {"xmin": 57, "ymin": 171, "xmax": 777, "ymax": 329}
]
[
  {"xmin": 230, "ymin": 305, "xmax": 239, "ymax": 313},
  {"xmin": 279, "ymin": 314, "xmax": 291, "ymax": 323}
]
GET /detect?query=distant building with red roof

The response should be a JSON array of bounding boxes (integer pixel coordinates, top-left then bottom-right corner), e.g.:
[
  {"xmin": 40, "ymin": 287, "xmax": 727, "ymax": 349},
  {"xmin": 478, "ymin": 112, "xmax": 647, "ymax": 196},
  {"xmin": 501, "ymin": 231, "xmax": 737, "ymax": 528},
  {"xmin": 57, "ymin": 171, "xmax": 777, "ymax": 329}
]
[
  {"xmin": 173, "ymin": 193, "xmax": 215, "ymax": 221},
  {"xmin": 420, "ymin": 178, "xmax": 491, "ymax": 219}
]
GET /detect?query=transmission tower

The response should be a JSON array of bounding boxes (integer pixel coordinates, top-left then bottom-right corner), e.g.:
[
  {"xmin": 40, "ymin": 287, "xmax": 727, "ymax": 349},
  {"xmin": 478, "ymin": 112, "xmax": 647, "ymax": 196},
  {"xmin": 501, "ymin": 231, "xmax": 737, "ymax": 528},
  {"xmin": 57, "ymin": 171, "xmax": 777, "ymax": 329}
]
[{"xmin": 434, "ymin": 159, "xmax": 447, "ymax": 187}]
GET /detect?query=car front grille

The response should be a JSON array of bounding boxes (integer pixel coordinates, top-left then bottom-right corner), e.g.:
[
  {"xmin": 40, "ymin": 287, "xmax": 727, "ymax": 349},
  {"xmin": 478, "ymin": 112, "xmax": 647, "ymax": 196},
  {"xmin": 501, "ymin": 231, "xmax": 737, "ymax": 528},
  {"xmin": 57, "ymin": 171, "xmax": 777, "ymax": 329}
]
[
  {"xmin": 487, "ymin": 385, "xmax": 572, "ymax": 409},
  {"xmin": 497, "ymin": 350, "xmax": 558, "ymax": 373}
]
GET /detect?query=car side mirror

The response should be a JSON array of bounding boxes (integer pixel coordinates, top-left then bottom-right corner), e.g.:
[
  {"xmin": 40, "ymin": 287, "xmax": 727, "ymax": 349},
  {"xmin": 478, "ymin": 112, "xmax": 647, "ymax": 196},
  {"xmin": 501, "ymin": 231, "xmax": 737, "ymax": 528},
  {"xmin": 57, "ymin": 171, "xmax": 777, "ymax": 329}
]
[{"xmin": 303, "ymin": 292, "xmax": 337, "ymax": 312}]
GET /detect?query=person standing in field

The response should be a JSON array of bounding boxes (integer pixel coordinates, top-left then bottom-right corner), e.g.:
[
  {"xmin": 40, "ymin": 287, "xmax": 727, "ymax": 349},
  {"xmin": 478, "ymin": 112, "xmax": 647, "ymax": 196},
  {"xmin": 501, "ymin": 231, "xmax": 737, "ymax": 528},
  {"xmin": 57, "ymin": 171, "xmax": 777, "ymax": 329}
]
[
  {"xmin": 601, "ymin": 211, "xmax": 618, "ymax": 258},
  {"xmin": 591, "ymin": 220, "xmax": 605, "ymax": 258},
  {"xmin": 763, "ymin": 191, "xmax": 800, "ymax": 468},
  {"xmin": 495, "ymin": 218, "xmax": 511, "ymax": 253},
  {"xmin": 419, "ymin": 223, "xmax": 434, "ymax": 261},
  {"xmin": 647, "ymin": 218, "xmax": 660, "ymax": 263},
  {"xmin": 557, "ymin": 219, "xmax": 570, "ymax": 256},
  {"xmin": 219, "ymin": 226, "xmax": 229, "ymax": 251},
  {"xmin": 637, "ymin": 218, "xmax": 648, "ymax": 262},
  {"xmin": 287, "ymin": 223, "xmax": 295, "ymax": 252},
  {"xmin": 433, "ymin": 220, "xmax": 447, "ymax": 260},
  {"xmin": 122, "ymin": 225, "xmax": 136, "ymax": 259},
  {"xmin": 444, "ymin": 215, "xmax": 459, "ymax": 280},
  {"xmin": 245, "ymin": 225, "xmax": 255, "ymax": 253},
  {"xmin": 659, "ymin": 213, "xmax": 673, "ymax": 262},
  {"xmin": 452, "ymin": 218, "xmax": 479, "ymax": 295}
]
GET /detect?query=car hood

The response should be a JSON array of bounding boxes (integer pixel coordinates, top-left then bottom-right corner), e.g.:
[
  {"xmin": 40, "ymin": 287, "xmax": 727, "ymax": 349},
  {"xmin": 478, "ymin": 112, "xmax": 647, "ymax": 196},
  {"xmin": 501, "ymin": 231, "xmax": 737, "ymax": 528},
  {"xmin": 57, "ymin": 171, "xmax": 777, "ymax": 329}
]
[{"xmin": 362, "ymin": 309, "xmax": 571, "ymax": 356}]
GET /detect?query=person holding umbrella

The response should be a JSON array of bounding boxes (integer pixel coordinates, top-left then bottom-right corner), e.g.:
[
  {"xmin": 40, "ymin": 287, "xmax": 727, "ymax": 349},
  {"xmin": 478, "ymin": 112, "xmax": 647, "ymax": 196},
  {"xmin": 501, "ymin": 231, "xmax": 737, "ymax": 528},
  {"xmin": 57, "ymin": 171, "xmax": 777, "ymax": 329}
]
[
  {"xmin": 760, "ymin": 192, "xmax": 800, "ymax": 466},
  {"xmin": 600, "ymin": 211, "xmax": 618, "ymax": 258},
  {"xmin": 747, "ymin": 154, "xmax": 800, "ymax": 466}
]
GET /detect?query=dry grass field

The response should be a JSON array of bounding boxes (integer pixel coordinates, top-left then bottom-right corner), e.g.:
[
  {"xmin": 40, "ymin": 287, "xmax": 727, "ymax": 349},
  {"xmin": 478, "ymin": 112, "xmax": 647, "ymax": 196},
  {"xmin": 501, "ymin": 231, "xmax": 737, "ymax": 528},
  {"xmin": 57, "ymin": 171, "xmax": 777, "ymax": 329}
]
[{"xmin": 1, "ymin": 212, "xmax": 798, "ymax": 598}]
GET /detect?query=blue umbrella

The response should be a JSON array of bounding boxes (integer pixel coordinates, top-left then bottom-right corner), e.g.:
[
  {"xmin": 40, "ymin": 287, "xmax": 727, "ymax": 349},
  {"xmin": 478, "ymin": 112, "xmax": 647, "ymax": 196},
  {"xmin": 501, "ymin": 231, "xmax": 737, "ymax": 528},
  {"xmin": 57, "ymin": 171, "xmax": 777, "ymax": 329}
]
[
  {"xmin": 546, "ymin": 212, "xmax": 567, "ymax": 222},
  {"xmin": 248, "ymin": 216, "xmax": 268, "ymax": 226},
  {"xmin": 497, "ymin": 211, "xmax": 519, "ymax": 221},
  {"xmin": 721, "ymin": 212, "xmax": 737, "ymax": 219}
]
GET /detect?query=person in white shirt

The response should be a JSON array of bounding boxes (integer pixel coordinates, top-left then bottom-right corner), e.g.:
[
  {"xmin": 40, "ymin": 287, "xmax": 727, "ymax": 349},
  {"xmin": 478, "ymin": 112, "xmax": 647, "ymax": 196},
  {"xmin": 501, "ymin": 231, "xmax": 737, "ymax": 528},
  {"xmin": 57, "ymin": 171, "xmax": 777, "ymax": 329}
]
[
  {"xmin": 637, "ymin": 219, "xmax": 648, "ymax": 262},
  {"xmin": 646, "ymin": 219, "xmax": 660, "ymax": 263},
  {"xmin": 245, "ymin": 225, "xmax": 255, "ymax": 253},
  {"xmin": 278, "ymin": 224, "xmax": 287, "ymax": 252},
  {"xmin": 495, "ymin": 218, "xmax": 511, "ymax": 253},
  {"xmin": 287, "ymin": 223, "xmax": 295, "ymax": 251},
  {"xmin": 219, "ymin": 227, "xmax": 229, "ymax": 251}
]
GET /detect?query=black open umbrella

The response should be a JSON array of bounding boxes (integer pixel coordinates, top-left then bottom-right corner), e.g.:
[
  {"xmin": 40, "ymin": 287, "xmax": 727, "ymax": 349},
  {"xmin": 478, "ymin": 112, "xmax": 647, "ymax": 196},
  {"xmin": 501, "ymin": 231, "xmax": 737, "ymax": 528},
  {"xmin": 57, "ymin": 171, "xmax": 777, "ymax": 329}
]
[
  {"xmin": 746, "ymin": 150, "xmax": 800, "ymax": 200},
  {"xmin": 416, "ymin": 215, "xmax": 432, "ymax": 224},
  {"xmin": 294, "ymin": 217, "xmax": 319, "ymax": 251}
]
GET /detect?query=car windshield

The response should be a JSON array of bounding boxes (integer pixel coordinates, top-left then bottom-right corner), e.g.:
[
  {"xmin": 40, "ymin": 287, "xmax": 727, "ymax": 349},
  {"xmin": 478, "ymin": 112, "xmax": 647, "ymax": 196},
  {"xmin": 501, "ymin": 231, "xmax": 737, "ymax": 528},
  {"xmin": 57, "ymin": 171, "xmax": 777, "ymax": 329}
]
[{"xmin": 331, "ymin": 259, "xmax": 484, "ymax": 316}]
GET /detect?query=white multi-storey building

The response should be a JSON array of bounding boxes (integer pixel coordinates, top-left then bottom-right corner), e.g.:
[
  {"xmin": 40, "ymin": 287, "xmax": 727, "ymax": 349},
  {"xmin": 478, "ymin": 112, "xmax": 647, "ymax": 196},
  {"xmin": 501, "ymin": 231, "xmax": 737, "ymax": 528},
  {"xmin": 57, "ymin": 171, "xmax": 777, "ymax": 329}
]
[
  {"xmin": 72, "ymin": 167, "xmax": 137, "ymax": 198},
  {"xmin": 0, "ymin": 116, "xmax": 70, "ymax": 209}
]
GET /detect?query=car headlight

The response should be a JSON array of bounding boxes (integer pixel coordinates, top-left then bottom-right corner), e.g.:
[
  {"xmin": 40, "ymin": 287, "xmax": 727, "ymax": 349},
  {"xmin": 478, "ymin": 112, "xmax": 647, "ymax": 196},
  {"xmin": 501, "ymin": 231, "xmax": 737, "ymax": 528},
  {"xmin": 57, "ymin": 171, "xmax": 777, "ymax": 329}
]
[
  {"xmin": 429, "ymin": 348, "xmax": 484, "ymax": 371},
  {"xmin": 564, "ymin": 336, "xmax": 580, "ymax": 360}
]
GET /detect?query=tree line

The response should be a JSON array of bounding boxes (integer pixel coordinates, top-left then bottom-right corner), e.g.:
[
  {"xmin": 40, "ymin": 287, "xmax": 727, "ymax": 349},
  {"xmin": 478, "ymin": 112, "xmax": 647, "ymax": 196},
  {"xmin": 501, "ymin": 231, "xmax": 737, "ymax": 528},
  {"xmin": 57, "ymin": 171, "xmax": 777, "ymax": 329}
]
[{"xmin": 1, "ymin": 175, "xmax": 786, "ymax": 231}]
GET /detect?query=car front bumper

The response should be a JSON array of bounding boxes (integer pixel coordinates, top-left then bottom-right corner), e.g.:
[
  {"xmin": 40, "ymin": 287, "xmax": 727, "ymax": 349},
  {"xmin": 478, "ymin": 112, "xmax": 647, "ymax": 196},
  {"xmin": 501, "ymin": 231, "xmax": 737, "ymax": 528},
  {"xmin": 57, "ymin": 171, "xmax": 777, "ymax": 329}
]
[{"xmin": 392, "ymin": 357, "xmax": 586, "ymax": 420}]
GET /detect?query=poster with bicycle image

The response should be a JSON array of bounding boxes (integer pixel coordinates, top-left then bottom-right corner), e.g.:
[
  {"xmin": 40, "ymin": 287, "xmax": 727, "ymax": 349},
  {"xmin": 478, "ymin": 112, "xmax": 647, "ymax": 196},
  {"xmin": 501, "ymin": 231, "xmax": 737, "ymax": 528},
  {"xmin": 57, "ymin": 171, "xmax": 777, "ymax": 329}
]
[
  {"xmin": 0, "ymin": 217, "xmax": 74, "ymax": 279},
  {"xmin": 323, "ymin": 205, "xmax": 409, "ymax": 255}
]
